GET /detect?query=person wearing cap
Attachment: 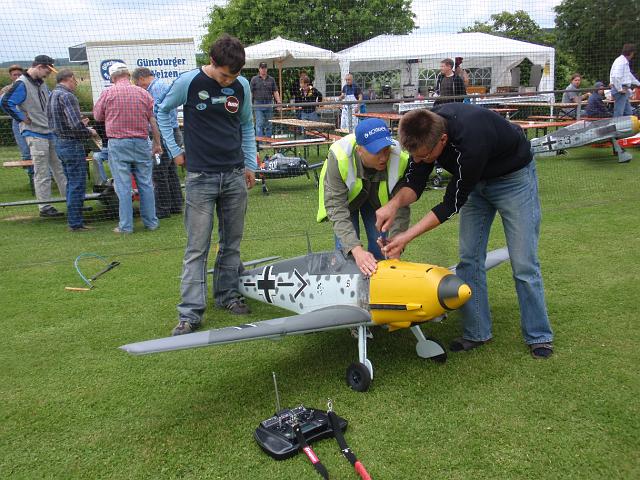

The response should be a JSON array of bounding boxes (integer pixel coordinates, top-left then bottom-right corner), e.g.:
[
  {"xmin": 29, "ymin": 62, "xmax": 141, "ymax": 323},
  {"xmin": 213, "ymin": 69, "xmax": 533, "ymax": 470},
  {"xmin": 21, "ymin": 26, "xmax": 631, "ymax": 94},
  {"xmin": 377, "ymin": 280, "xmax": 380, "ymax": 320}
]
[
  {"xmin": 0, "ymin": 65, "xmax": 32, "ymax": 173},
  {"xmin": 93, "ymin": 62, "xmax": 162, "ymax": 234},
  {"xmin": 154, "ymin": 34, "xmax": 257, "ymax": 335},
  {"xmin": 375, "ymin": 103, "xmax": 554, "ymax": 360},
  {"xmin": 1, "ymin": 55, "xmax": 67, "ymax": 218},
  {"xmin": 250, "ymin": 62, "xmax": 281, "ymax": 137},
  {"xmin": 585, "ymin": 82, "xmax": 612, "ymax": 118},
  {"xmin": 47, "ymin": 69, "xmax": 98, "ymax": 231},
  {"xmin": 132, "ymin": 67, "xmax": 184, "ymax": 218},
  {"xmin": 317, "ymin": 118, "xmax": 410, "ymax": 276}
]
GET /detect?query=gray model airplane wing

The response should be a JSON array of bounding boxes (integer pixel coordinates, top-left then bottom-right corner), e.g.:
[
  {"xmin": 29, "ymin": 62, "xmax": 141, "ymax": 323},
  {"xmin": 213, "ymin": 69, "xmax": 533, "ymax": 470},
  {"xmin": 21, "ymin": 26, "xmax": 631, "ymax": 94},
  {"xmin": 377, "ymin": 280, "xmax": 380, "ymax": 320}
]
[
  {"xmin": 449, "ymin": 247, "xmax": 509, "ymax": 273},
  {"xmin": 120, "ymin": 305, "xmax": 371, "ymax": 355}
]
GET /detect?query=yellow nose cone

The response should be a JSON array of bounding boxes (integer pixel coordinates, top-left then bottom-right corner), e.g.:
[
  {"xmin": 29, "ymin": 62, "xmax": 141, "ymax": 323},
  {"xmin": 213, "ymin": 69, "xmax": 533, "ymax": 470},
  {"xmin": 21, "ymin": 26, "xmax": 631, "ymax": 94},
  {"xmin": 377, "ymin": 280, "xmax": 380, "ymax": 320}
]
[{"xmin": 446, "ymin": 283, "xmax": 472, "ymax": 310}]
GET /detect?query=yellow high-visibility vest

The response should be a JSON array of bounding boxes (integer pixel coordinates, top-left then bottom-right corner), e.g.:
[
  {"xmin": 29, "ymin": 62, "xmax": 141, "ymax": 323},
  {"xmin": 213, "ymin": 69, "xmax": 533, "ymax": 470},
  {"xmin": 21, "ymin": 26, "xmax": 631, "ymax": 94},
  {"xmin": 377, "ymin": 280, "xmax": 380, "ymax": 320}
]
[{"xmin": 317, "ymin": 134, "xmax": 409, "ymax": 222}]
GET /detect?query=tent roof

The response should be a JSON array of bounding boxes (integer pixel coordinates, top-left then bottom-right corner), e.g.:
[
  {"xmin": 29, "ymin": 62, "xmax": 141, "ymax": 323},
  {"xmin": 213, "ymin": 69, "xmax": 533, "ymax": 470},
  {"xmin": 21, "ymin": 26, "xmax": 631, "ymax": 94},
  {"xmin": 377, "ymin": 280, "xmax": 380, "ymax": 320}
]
[
  {"xmin": 244, "ymin": 36, "xmax": 338, "ymax": 68},
  {"xmin": 338, "ymin": 32, "xmax": 553, "ymax": 62}
]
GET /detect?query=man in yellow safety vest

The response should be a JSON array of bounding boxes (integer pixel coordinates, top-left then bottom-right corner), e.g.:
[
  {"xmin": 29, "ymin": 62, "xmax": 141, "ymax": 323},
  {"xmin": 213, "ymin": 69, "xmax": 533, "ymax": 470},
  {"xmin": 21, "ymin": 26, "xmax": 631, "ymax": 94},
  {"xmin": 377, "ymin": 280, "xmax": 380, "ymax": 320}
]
[{"xmin": 317, "ymin": 118, "xmax": 410, "ymax": 276}]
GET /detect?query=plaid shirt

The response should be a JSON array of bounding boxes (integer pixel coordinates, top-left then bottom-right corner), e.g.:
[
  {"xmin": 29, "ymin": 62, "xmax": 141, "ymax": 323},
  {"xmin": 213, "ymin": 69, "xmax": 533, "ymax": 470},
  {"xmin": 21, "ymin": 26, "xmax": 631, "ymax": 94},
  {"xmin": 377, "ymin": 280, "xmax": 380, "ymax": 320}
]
[
  {"xmin": 93, "ymin": 78, "xmax": 155, "ymax": 139},
  {"xmin": 47, "ymin": 84, "xmax": 92, "ymax": 140}
]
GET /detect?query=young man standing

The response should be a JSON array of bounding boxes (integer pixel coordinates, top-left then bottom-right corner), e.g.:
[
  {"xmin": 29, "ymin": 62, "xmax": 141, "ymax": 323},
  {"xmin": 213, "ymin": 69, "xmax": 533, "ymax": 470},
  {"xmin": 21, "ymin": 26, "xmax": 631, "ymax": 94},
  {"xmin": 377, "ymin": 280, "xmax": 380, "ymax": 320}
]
[
  {"xmin": 155, "ymin": 34, "xmax": 257, "ymax": 336},
  {"xmin": 434, "ymin": 58, "xmax": 466, "ymax": 106},
  {"xmin": 376, "ymin": 104, "xmax": 554, "ymax": 359},
  {"xmin": 2, "ymin": 55, "xmax": 67, "ymax": 217}
]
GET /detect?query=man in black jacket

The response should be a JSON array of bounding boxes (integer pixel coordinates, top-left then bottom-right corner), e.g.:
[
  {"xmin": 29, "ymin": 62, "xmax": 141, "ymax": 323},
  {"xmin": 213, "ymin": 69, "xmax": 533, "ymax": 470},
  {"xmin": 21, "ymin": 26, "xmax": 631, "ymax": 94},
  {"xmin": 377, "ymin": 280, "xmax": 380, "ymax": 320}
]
[
  {"xmin": 375, "ymin": 104, "xmax": 554, "ymax": 359},
  {"xmin": 434, "ymin": 58, "xmax": 466, "ymax": 106}
]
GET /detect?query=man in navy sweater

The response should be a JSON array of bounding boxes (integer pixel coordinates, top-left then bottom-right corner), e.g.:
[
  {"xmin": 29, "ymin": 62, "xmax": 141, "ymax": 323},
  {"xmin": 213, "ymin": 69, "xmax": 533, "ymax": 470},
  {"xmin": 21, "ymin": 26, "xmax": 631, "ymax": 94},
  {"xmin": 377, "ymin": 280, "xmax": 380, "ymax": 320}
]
[
  {"xmin": 156, "ymin": 34, "xmax": 257, "ymax": 335},
  {"xmin": 376, "ymin": 104, "xmax": 554, "ymax": 359}
]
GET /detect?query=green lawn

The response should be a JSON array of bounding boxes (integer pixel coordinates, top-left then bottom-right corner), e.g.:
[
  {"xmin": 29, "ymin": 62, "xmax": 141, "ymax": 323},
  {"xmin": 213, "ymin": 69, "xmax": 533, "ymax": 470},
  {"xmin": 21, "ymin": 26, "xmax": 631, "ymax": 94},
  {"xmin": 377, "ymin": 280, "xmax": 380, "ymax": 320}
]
[{"xmin": 1, "ymin": 143, "xmax": 639, "ymax": 479}]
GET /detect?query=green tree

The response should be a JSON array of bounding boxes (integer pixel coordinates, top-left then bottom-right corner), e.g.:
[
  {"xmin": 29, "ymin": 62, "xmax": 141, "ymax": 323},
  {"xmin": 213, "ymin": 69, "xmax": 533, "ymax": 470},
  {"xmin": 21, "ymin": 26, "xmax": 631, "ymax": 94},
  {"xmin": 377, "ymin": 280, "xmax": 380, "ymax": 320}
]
[
  {"xmin": 554, "ymin": 0, "xmax": 639, "ymax": 82},
  {"xmin": 200, "ymin": 0, "xmax": 415, "ymax": 54},
  {"xmin": 460, "ymin": 10, "xmax": 547, "ymax": 44}
]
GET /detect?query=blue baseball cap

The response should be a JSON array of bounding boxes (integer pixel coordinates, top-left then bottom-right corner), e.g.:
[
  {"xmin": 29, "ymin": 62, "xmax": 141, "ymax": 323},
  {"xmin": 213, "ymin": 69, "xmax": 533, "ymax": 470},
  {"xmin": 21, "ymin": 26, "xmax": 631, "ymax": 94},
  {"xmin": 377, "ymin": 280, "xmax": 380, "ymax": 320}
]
[{"xmin": 355, "ymin": 118, "xmax": 394, "ymax": 154}]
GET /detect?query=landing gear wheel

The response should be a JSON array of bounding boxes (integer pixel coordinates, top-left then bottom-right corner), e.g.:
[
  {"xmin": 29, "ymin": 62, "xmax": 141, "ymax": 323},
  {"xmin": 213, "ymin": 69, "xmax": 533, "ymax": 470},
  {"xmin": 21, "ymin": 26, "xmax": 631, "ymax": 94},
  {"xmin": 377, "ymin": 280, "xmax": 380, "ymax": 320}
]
[
  {"xmin": 346, "ymin": 362, "xmax": 371, "ymax": 392},
  {"xmin": 426, "ymin": 337, "xmax": 448, "ymax": 363}
]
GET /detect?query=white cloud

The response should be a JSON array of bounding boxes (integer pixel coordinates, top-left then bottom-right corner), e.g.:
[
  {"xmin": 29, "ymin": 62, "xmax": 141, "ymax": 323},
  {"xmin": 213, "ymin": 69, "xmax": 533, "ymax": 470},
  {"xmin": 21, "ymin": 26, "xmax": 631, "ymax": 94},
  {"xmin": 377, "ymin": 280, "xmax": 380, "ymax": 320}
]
[{"xmin": 0, "ymin": 0, "xmax": 563, "ymax": 62}]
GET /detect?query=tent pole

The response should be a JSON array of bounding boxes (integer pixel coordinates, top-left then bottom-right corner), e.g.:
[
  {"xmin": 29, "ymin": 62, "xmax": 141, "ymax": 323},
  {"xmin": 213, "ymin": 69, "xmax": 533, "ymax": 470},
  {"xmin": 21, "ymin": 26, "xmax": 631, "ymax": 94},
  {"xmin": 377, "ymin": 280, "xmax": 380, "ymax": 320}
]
[{"xmin": 277, "ymin": 60, "xmax": 283, "ymax": 119}]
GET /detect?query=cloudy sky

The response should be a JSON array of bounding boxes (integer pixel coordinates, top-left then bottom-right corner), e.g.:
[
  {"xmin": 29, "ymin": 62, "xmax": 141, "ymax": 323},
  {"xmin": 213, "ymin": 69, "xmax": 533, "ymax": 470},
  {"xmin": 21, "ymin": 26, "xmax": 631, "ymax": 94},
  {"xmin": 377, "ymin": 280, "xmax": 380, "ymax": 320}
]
[{"xmin": 0, "ymin": 0, "xmax": 562, "ymax": 62}]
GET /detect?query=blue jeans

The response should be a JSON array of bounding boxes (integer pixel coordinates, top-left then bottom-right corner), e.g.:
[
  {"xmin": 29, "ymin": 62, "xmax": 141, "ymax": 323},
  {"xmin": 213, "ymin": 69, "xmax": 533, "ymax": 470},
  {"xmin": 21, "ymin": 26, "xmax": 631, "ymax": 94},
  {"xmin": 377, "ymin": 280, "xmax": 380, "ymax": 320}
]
[
  {"xmin": 334, "ymin": 201, "xmax": 384, "ymax": 260},
  {"xmin": 12, "ymin": 120, "xmax": 31, "ymax": 160},
  {"xmin": 254, "ymin": 103, "xmax": 274, "ymax": 137},
  {"xmin": 612, "ymin": 90, "xmax": 633, "ymax": 117},
  {"xmin": 456, "ymin": 161, "xmax": 553, "ymax": 345},
  {"xmin": 107, "ymin": 138, "xmax": 157, "ymax": 233},
  {"xmin": 55, "ymin": 138, "xmax": 87, "ymax": 229},
  {"xmin": 300, "ymin": 111, "xmax": 319, "ymax": 121},
  {"xmin": 92, "ymin": 148, "xmax": 109, "ymax": 183},
  {"xmin": 177, "ymin": 168, "xmax": 248, "ymax": 324}
]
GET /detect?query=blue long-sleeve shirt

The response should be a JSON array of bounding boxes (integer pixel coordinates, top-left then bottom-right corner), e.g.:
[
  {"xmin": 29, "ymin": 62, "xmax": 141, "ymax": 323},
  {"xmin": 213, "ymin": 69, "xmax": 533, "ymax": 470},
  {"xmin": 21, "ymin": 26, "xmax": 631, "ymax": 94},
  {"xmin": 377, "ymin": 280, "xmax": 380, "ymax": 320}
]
[
  {"xmin": 147, "ymin": 78, "xmax": 178, "ymax": 128},
  {"xmin": 155, "ymin": 68, "xmax": 256, "ymax": 172}
]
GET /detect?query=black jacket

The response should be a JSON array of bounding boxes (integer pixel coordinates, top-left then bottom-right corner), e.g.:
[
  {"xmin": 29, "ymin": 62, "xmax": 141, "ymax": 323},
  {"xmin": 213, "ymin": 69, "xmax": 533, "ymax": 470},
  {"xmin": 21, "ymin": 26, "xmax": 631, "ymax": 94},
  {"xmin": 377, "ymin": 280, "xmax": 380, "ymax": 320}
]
[
  {"xmin": 400, "ymin": 103, "xmax": 533, "ymax": 223},
  {"xmin": 434, "ymin": 73, "xmax": 467, "ymax": 105}
]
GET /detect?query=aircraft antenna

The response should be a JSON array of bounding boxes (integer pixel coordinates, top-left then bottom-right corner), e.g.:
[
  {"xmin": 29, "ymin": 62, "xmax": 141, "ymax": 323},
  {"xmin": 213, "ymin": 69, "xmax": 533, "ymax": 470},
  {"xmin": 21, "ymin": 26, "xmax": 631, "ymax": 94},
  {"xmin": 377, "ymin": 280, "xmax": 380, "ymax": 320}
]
[
  {"xmin": 306, "ymin": 231, "xmax": 312, "ymax": 254},
  {"xmin": 272, "ymin": 371, "xmax": 281, "ymax": 412}
]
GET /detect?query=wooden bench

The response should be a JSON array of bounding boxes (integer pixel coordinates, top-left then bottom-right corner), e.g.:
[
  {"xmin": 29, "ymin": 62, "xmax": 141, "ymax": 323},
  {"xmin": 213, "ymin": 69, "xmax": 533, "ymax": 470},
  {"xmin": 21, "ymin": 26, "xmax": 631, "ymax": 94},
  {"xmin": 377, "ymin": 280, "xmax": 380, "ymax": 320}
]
[
  {"xmin": 527, "ymin": 115, "xmax": 564, "ymax": 121},
  {"xmin": 3, "ymin": 158, "xmax": 93, "ymax": 195}
]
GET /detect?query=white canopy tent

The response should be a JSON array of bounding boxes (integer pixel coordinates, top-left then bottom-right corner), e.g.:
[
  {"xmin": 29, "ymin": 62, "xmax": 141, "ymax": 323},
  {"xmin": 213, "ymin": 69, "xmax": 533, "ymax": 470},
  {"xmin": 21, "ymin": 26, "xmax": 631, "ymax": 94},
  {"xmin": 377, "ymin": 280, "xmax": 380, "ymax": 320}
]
[
  {"xmin": 336, "ymin": 32, "xmax": 555, "ymax": 95},
  {"xmin": 244, "ymin": 36, "xmax": 338, "ymax": 98}
]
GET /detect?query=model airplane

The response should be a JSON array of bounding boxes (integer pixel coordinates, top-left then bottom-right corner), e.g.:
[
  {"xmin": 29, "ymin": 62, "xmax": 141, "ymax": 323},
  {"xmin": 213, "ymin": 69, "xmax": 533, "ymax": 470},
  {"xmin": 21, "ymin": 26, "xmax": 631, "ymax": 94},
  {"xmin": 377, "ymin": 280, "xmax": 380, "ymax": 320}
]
[
  {"xmin": 256, "ymin": 153, "xmax": 323, "ymax": 194},
  {"xmin": 530, "ymin": 115, "xmax": 640, "ymax": 163},
  {"xmin": 121, "ymin": 248, "xmax": 510, "ymax": 391}
]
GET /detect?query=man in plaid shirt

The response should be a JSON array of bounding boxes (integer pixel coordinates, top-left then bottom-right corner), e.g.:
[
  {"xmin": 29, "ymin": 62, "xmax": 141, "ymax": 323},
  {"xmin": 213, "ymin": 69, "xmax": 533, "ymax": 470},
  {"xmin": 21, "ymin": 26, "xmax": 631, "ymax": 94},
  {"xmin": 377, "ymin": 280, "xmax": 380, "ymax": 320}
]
[
  {"xmin": 93, "ymin": 62, "xmax": 162, "ymax": 233},
  {"xmin": 47, "ymin": 69, "xmax": 97, "ymax": 231}
]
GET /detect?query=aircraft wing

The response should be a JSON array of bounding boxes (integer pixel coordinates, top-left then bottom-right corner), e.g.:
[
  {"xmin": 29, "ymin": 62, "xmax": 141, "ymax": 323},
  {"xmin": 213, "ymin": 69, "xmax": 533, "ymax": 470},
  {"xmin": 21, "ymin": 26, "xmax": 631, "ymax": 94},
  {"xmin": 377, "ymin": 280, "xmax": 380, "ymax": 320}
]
[
  {"xmin": 449, "ymin": 247, "xmax": 509, "ymax": 273},
  {"xmin": 120, "ymin": 305, "xmax": 372, "ymax": 355}
]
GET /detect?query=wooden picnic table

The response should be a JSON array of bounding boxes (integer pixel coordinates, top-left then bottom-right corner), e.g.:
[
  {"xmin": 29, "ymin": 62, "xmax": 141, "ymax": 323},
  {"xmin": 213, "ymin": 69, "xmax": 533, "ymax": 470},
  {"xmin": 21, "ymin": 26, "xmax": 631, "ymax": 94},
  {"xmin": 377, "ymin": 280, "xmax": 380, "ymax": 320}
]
[
  {"xmin": 354, "ymin": 112, "xmax": 403, "ymax": 121},
  {"xmin": 4, "ymin": 158, "xmax": 93, "ymax": 195},
  {"xmin": 502, "ymin": 101, "xmax": 589, "ymax": 119},
  {"xmin": 269, "ymin": 118, "xmax": 336, "ymax": 140},
  {"xmin": 511, "ymin": 120, "xmax": 575, "ymax": 137}
]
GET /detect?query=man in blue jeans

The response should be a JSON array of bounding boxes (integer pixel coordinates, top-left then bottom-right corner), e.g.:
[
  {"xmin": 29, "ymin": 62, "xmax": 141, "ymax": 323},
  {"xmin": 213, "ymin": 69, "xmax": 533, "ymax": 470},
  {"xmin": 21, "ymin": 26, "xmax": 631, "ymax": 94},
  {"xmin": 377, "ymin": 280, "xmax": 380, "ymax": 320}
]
[
  {"xmin": 250, "ymin": 62, "xmax": 281, "ymax": 137},
  {"xmin": 156, "ymin": 34, "xmax": 257, "ymax": 336},
  {"xmin": 93, "ymin": 62, "xmax": 162, "ymax": 233},
  {"xmin": 0, "ymin": 66, "xmax": 32, "ymax": 167},
  {"xmin": 47, "ymin": 69, "xmax": 97, "ymax": 231},
  {"xmin": 376, "ymin": 104, "xmax": 554, "ymax": 359}
]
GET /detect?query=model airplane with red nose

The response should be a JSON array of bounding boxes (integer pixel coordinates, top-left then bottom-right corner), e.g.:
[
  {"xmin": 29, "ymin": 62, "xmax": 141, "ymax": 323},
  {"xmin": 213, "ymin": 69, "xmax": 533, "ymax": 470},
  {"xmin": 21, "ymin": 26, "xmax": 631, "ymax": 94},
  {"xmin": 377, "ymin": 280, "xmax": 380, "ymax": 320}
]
[{"xmin": 121, "ymin": 248, "xmax": 509, "ymax": 391}]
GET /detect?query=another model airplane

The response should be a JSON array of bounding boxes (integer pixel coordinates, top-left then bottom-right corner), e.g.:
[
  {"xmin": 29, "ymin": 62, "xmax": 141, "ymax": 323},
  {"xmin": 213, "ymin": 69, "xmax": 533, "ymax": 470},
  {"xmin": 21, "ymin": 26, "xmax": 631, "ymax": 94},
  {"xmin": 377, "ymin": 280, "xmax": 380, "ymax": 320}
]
[
  {"xmin": 121, "ymin": 248, "xmax": 509, "ymax": 392},
  {"xmin": 530, "ymin": 115, "xmax": 640, "ymax": 163},
  {"xmin": 256, "ymin": 153, "xmax": 323, "ymax": 194}
]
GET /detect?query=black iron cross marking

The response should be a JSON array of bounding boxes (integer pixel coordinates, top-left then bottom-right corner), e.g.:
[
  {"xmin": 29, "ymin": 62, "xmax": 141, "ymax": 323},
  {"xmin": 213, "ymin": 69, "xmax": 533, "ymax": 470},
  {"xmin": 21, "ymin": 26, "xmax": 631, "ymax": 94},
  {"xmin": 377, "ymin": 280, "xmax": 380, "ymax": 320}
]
[
  {"xmin": 542, "ymin": 136, "xmax": 557, "ymax": 151},
  {"xmin": 257, "ymin": 265, "xmax": 277, "ymax": 303}
]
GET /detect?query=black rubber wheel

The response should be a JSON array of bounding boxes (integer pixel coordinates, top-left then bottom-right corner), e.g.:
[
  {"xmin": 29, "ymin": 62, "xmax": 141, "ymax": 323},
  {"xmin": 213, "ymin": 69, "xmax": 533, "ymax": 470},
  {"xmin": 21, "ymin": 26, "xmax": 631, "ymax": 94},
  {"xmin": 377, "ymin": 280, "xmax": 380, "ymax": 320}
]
[
  {"xmin": 426, "ymin": 337, "xmax": 448, "ymax": 363},
  {"xmin": 432, "ymin": 175, "xmax": 442, "ymax": 187},
  {"xmin": 345, "ymin": 362, "xmax": 371, "ymax": 392}
]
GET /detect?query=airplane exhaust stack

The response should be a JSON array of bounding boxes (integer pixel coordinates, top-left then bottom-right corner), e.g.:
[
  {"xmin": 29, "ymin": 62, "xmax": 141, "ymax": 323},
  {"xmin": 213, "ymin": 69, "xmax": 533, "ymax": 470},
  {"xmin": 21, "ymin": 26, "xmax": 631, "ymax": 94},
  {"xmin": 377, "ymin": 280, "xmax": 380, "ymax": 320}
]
[{"xmin": 437, "ymin": 274, "xmax": 472, "ymax": 310}]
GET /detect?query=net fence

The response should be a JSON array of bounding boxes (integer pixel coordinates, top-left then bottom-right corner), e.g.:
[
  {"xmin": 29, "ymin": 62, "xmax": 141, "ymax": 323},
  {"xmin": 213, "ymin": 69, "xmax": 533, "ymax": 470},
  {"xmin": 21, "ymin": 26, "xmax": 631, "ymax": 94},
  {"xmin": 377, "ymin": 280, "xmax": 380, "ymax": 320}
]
[{"xmin": 0, "ymin": 0, "xmax": 638, "ymax": 267}]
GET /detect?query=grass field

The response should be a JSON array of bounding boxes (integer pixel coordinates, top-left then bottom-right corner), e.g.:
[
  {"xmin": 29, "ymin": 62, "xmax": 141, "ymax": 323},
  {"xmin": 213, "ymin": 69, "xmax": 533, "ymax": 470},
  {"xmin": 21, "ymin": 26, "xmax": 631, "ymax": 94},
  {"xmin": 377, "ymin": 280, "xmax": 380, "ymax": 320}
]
[{"xmin": 1, "ymin": 142, "xmax": 639, "ymax": 479}]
